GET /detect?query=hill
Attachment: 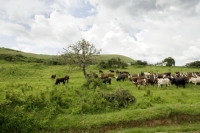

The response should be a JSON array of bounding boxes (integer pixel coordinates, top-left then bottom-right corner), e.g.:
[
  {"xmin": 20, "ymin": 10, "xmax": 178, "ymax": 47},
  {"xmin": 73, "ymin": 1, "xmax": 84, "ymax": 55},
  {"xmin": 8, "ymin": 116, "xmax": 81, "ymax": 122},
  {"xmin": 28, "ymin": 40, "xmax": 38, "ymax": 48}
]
[
  {"xmin": 0, "ymin": 47, "xmax": 54, "ymax": 59},
  {"xmin": 95, "ymin": 54, "xmax": 135, "ymax": 63},
  {"xmin": 0, "ymin": 47, "xmax": 135, "ymax": 63}
]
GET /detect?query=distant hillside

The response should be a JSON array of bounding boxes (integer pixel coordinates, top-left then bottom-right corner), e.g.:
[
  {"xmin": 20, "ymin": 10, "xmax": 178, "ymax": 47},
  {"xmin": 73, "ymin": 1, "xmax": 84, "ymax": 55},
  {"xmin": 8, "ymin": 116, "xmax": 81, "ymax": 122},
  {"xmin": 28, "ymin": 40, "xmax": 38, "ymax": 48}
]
[
  {"xmin": 0, "ymin": 47, "xmax": 135, "ymax": 63},
  {"xmin": 94, "ymin": 54, "xmax": 135, "ymax": 63},
  {"xmin": 0, "ymin": 47, "xmax": 54, "ymax": 59}
]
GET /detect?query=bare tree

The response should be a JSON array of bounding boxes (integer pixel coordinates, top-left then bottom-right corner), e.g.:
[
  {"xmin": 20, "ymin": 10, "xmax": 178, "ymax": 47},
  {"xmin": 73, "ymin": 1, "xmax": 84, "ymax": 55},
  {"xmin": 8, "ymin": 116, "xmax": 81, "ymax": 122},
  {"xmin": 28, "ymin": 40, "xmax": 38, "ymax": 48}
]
[{"xmin": 63, "ymin": 39, "xmax": 101, "ymax": 78}]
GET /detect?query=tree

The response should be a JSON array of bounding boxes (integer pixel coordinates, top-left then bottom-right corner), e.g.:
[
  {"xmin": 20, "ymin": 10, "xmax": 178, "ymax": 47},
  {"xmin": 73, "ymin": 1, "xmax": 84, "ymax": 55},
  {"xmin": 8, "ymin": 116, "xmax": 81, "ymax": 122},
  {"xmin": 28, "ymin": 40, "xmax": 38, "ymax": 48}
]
[
  {"xmin": 163, "ymin": 57, "xmax": 175, "ymax": 66},
  {"xmin": 63, "ymin": 39, "xmax": 101, "ymax": 78},
  {"xmin": 185, "ymin": 61, "xmax": 200, "ymax": 67}
]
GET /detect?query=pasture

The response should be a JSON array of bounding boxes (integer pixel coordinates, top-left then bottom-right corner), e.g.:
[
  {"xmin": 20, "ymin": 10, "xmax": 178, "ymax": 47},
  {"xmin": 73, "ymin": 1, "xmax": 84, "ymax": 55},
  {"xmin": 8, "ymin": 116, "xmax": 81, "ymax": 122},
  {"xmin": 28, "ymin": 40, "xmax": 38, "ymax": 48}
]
[{"xmin": 1, "ymin": 60, "xmax": 200, "ymax": 132}]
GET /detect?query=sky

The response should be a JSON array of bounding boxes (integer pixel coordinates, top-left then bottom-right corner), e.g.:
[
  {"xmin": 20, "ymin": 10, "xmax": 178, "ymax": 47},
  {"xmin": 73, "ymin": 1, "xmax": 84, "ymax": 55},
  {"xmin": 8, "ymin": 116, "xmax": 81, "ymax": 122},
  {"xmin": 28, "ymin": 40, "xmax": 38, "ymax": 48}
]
[{"xmin": 1, "ymin": 0, "xmax": 200, "ymax": 66}]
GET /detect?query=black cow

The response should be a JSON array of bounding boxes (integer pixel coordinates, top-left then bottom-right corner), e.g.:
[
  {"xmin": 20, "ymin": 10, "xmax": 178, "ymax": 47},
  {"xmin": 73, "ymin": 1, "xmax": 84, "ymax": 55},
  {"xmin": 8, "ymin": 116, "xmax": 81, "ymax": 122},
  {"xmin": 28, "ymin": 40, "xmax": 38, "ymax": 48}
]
[
  {"xmin": 64, "ymin": 75, "xmax": 70, "ymax": 83},
  {"xmin": 116, "ymin": 74, "xmax": 126, "ymax": 82},
  {"xmin": 147, "ymin": 75, "xmax": 156, "ymax": 86},
  {"xmin": 51, "ymin": 74, "xmax": 56, "ymax": 79},
  {"xmin": 102, "ymin": 78, "xmax": 111, "ymax": 85},
  {"xmin": 109, "ymin": 70, "xmax": 114, "ymax": 73},
  {"xmin": 55, "ymin": 77, "xmax": 67, "ymax": 85},
  {"xmin": 171, "ymin": 77, "xmax": 186, "ymax": 88}
]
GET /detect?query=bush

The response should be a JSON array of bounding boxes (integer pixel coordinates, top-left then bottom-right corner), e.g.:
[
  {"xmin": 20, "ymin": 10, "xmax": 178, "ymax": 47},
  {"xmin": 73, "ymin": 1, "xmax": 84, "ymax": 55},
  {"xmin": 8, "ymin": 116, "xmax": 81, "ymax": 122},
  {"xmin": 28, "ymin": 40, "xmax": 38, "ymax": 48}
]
[{"xmin": 104, "ymin": 88, "xmax": 136, "ymax": 108}]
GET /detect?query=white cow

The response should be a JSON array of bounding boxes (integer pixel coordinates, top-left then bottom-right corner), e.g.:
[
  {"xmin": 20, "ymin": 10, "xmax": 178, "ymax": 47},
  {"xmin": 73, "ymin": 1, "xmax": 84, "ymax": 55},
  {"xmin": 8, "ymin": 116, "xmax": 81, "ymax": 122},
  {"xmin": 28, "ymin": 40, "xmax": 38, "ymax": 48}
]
[
  {"xmin": 189, "ymin": 77, "xmax": 200, "ymax": 85},
  {"xmin": 157, "ymin": 78, "xmax": 171, "ymax": 88}
]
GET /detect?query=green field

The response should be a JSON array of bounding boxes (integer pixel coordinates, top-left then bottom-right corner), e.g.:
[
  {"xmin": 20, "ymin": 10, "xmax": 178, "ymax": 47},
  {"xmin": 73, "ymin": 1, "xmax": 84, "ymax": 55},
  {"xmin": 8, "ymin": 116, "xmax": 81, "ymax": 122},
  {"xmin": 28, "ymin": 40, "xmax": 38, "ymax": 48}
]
[
  {"xmin": 1, "ymin": 50, "xmax": 200, "ymax": 132},
  {"xmin": 0, "ymin": 47, "xmax": 135, "ymax": 63}
]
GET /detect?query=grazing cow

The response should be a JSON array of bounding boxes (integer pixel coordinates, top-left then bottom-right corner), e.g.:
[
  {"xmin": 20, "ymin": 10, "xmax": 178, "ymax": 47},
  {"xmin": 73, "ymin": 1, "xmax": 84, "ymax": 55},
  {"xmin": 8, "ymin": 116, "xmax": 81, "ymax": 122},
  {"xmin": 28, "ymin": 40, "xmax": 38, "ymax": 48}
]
[
  {"xmin": 119, "ymin": 71, "xmax": 130, "ymax": 79},
  {"xmin": 157, "ymin": 78, "xmax": 171, "ymax": 88},
  {"xmin": 163, "ymin": 72, "xmax": 171, "ymax": 77},
  {"xmin": 129, "ymin": 76, "xmax": 145, "ymax": 82},
  {"xmin": 174, "ymin": 72, "xmax": 181, "ymax": 77},
  {"xmin": 189, "ymin": 77, "xmax": 200, "ymax": 85},
  {"xmin": 116, "ymin": 70, "xmax": 120, "ymax": 74},
  {"xmin": 171, "ymin": 77, "xmax": 186, "ymax": 88},
  {"xmin": 87, "ymin": 72, "xmax": 98, "ymax": 79},
  {"xmin": 99, "ymin": 70, "xmax": 103, "ymax": 74},
  {"xmin": 109, "ymin": 70, "xmax": 114, "ymax": 73},
  {"xmin": 147, "ymin": 75, "xmax": 156, "ymax": 86},
  {"xmin": 116, "ymin": 74, "xmax": 126, "ymax": 82},
  {"xmin": 55, "ymin": 77, "xmax": 67, "ymax": 85},
  {"xmin": 144, "ymin": 72, "xmax": 151, "ymax": 78},
  {"xmin": 102, "ymin": 78, "xmax": 111, "ymax": 85},
  {"xmin": 101, "ymin": 73, "xmax": 109, "ymax": 79},
  {"xmin": 64, "ymin": 75, "xmax": 70, "ymax": 83},
  {"xmin": 129, "ymin": 76, "xmax": 139, "ymax": 82},
  {"xmin": 101, "ymin": 73, "xmax": 115, "ymax": 79},
  {"xmin": 51, "ymin": 74, "xmax": 56, "ymax": 79},
  {"xmin": 134, "ymin": 78, "xmax": 149, "ymax": 90}
]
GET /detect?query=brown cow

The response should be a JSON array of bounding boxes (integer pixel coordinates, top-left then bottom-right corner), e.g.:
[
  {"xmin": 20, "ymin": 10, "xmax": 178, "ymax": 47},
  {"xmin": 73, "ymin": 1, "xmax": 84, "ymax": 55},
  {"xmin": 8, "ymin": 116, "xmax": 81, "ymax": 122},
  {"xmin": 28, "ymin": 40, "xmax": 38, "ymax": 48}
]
[
  {"xmin": 101, "ymin": 73, "xmax": 115, "ymax": 79},
  {"xmin": 134, "ymin": 78, "xmax": 149, "ymax": 90}
]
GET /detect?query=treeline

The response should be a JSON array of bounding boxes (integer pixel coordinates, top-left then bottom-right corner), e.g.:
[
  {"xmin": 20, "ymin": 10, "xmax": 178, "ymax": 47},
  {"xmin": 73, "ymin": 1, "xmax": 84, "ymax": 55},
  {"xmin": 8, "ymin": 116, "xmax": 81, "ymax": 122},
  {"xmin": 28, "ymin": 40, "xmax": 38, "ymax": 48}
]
[
  {"xmin": 186, "ymin": 61, "xmax": 200, "ymax": 67},
  {"xmin": 98, "ymin": 57, "xmax": 129, "ymax": 69}
]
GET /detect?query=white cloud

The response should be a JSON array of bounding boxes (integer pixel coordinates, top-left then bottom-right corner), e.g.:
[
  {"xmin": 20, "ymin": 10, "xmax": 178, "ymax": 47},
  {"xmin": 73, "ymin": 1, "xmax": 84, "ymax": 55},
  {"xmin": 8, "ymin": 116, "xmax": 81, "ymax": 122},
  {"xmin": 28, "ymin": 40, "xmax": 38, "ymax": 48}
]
[{"xmin": 1, "ymin": 0, "xmax": 200, "ymax": 66}]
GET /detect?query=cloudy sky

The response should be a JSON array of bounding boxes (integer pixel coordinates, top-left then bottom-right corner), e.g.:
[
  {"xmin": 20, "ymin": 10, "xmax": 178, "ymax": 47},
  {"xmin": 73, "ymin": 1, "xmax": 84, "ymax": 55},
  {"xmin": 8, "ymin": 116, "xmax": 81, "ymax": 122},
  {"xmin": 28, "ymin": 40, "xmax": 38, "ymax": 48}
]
[{"xmin": 1, "ymin": 0, "xmax": 200, "ymax": 66}]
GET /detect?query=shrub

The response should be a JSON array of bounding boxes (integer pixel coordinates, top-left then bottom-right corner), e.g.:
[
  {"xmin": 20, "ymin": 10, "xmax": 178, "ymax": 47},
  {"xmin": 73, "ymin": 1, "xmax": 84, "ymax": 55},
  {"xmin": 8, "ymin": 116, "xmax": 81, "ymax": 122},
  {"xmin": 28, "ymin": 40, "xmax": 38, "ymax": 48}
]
[{"xmin": 104, "ymin": 88, "xmax": 136, "ymax": 108}]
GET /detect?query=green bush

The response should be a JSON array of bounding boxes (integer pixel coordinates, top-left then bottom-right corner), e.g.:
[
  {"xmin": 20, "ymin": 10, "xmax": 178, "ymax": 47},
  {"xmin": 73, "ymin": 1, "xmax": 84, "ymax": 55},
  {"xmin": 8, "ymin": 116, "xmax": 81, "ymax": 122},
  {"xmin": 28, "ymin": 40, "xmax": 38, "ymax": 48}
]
[{"xmin": 104, "ymin": 88, "xmax": 136, "ymax": 108}]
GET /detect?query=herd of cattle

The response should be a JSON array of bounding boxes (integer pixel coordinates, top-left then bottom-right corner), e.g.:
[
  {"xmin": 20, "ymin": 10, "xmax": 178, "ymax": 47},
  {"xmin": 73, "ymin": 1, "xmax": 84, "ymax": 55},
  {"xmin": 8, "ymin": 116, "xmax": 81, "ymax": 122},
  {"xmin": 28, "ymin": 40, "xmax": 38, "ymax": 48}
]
[{"xmin": 51, "ymin": 70, "xmax": 200, "ymax": 89}]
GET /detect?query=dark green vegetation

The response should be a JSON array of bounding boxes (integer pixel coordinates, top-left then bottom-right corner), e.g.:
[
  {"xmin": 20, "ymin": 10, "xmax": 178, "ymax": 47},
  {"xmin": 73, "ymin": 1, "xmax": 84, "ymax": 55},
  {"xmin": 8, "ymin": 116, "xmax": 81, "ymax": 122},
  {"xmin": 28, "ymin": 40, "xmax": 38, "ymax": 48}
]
[{"xmin": 1, "ymin": 48, "xmax": 200, "ymax": 133}]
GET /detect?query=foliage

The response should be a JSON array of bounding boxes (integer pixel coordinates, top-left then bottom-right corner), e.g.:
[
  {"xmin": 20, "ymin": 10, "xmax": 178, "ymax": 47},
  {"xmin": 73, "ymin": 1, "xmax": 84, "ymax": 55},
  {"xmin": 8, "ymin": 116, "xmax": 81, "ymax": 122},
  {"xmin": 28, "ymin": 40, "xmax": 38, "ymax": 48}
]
[
  {"xmin": 131, "ymin": 60, "xmax": 148, "ymax": 66},
  {"xmin": 62, "ymin": 39, "xmax": 101, "ymax": 77},
  {"xmin": 163, "ymin": 57, "xmax": 175, "ymax": 66},
  {"xmin": 185, "ymin": 60, "xmax": 200, "ymax": 67},
  {"xmin": 104, "ymin": 88, "xmax": 136, "ymax": 108},
  {"xmin": 0, "ymin": 53, "xmax": 62, "ymax": 65},
  {"xmin": 0, "ymin": 90, "xmax": 58, "ymax": 133},
  {"xmin": 2, "ymin": 59, "xmax": 200, "ymax": 132},
  {"xmin": 98, "ymin": 57, "xmax": 129, "ymax": 69}
]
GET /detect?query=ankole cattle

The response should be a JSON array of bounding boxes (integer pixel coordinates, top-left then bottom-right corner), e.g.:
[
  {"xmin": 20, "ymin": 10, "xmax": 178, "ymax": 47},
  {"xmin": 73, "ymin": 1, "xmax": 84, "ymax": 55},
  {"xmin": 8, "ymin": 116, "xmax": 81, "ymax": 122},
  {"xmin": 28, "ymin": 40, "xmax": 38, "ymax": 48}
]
[{"xmin": 55, "ymin": 75, "xmax": 69, "ymax": 85}]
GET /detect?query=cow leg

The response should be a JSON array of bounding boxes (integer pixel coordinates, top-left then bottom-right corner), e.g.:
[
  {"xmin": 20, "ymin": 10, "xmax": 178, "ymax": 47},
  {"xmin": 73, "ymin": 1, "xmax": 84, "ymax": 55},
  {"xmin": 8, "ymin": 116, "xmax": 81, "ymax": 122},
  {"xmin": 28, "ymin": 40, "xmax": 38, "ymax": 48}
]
[{"xmin": 137, "ymin": 84, "xmax": 140, "ymax": 90}]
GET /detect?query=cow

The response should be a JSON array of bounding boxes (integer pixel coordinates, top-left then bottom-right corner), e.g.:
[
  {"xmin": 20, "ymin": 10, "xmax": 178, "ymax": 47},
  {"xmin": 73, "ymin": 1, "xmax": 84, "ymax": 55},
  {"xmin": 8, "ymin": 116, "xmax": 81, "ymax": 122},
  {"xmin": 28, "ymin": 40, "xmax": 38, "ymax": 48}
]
[
  {"xmin": 101, "ymin": 73, "xmax": 115, "ymax": 79},
  {"xmin": 102, "ymin": 78, "xmax": 111, "ymax": 85},
  {"xmin": 116, "ymin": 70, "xmax": 120, "ymax": 74},
  {"xmin": 134, "ymin": 78, "xmax": 149, "ymax": 90},
  {"xmin": 157, "ymin": 78, "xmax": 171, "ymax": 88},
  {"xmin": 188, "ymin": 77, "xmax": 200, "ymax": 85},
  {"xmin": 163, "ymin": 72, "xmax": 171, "ymax": 77},
  {"xmin": 146, "ymin": 75, "xmax": 156, "ymax": 86},
  {"xmin": 64, "ymin": 75, "xmax": 70, "ymax": 83},
  {"xmin": 171, "ymin": 77, "xmax": 186, "ymax": 88},
  {"xmin": 129, "ymin": 75, "xmax": 145, "ymax": 82},
  {"xmin": 51, "ymin": 74, "xmax": 56, "ymax": 79},
  {"xmin": 116, "ymin": 74, "xmax": 126, "ymax": 82},
  {"xmin": 119, "ymin": 71, "xmax": 130, "ymax": 79},
  {"xmin": 109, "ymin": 70, "xmax": 114, "ymax": 73},
  {"xmin": 55, "ymin": 77, "xmax": 67, "ymax": 85},
  {"xmin": 99, "ymin": 70, "xmax": 103, "ymax": 74},
  {"xmin": 86, "ymin": 72, "xmax": 98, "ymax": 79}
]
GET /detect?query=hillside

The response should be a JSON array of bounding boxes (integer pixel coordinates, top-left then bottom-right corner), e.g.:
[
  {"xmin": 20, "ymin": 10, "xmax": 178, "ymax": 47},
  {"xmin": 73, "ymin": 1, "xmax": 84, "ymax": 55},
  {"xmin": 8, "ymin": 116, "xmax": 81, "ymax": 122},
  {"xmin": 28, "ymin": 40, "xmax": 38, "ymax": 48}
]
[
  {"xmin": 95, "ymin": 54, "xmax": 135, "ymax": 63},
  {"xmin": 0, "ymin": 47, "xmax": 135, "ymax": 63},
  {"xmin": 0, "ymin": 47, "xmax": 54, "ymax": 59}
]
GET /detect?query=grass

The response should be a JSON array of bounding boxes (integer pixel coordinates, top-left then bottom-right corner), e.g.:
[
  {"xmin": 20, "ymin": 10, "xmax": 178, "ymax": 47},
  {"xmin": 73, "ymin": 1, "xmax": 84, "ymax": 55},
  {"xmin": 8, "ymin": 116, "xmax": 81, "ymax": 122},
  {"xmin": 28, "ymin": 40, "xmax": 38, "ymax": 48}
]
[
  {"xmin": 0, "ymin": 47, "xmax": 54, "ymax": 59},
  {"xmin": 0, "ymin": 47, "xmax": 135, "ymax": 63},
  {"xmin": 1, "ymin": 60, "xmax": 200, "ymax": 132}
]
